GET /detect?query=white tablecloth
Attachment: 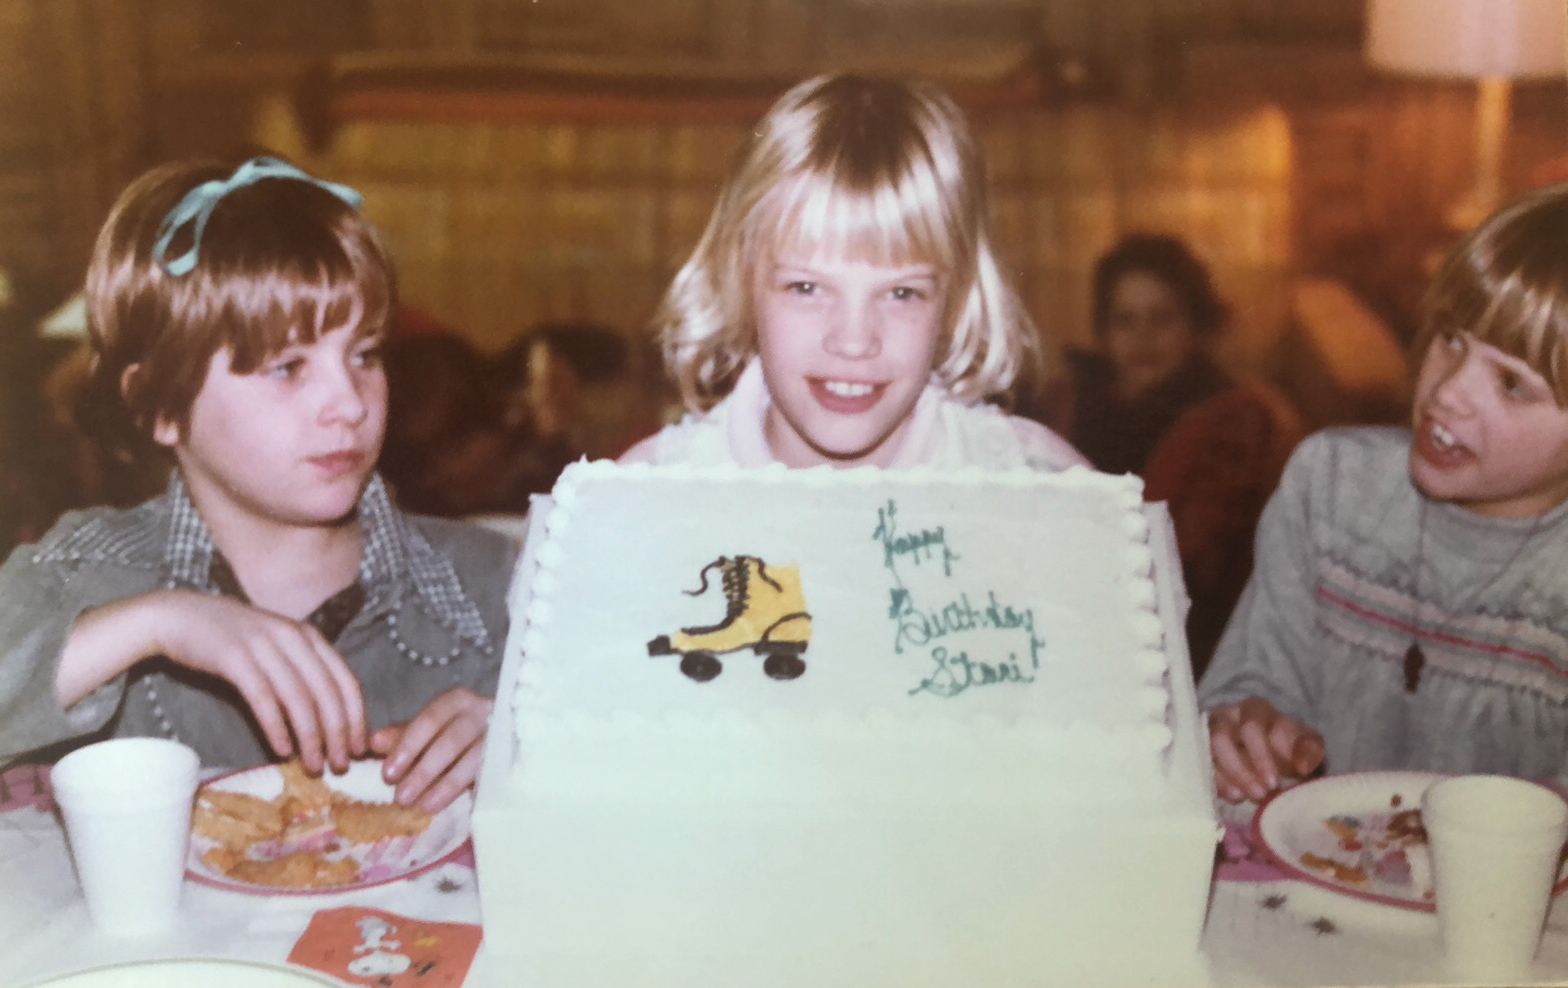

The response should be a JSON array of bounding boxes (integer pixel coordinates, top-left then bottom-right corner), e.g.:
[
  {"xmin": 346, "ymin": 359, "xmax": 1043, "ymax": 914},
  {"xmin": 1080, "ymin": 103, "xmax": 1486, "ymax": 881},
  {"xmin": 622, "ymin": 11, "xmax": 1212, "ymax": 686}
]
[
  {"xmin": 1200, "ymin": 798, "xmax": 1568, "ymax": 988},
  {"xmin": 6, "ymin": 768, "xmax": 1568, "ymax": 988},
  {"xmin": 0, "ymin": 766, "xmax": 485, "ymax": 988}
]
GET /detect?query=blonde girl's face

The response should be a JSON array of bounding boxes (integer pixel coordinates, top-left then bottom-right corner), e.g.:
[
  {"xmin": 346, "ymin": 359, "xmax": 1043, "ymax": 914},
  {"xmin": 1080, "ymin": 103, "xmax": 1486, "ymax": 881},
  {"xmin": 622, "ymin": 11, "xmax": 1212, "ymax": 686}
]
[
  {"xmin": 1409, "ymin": 330, "xmax": 1568, "ymax": 518},
  {"xmin": 752, "ymin": 249, "xmax": 946, "ymax": 468},
  {"xmin": 156, "ymin": 322, "xmax": 388, "ymax": 532}
]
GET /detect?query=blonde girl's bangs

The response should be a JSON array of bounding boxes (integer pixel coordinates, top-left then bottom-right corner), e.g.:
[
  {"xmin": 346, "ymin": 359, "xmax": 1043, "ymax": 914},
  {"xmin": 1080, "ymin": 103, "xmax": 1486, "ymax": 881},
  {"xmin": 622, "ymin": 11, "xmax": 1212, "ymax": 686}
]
[{"xmin": 754, "ymin": 169, "xmax": 959, "ymax": 272}]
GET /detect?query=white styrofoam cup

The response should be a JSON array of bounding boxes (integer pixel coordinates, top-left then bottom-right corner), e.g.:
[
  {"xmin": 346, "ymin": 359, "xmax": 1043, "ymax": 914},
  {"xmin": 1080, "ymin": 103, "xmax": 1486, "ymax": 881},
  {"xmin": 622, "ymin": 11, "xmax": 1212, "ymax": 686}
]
[
  {"xmin": 1422, "ymin": 774, "xmax": 1568, "ymax": 983},
  {"xmin": 50, "ymin": 738, "xmax": 200, "ymax": 937}
]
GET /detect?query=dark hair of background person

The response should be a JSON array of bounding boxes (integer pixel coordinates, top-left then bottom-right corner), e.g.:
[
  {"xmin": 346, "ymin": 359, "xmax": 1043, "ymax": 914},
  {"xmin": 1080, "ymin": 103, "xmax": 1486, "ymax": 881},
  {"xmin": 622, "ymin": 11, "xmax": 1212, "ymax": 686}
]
[
  {"xmin": 1090, "ymin": 233, "xmax": 1231, "ymax": 342},
  {"xmin": 486, "ymin": 321, "xmax": 630, "ymax": 498},
  {"xmin": 487, "ymin": 321, "xmax": 628, "ymax": 395},
  {"xmin": 379, "ymin": 330, "xmax": 510, "ymax": 517}
]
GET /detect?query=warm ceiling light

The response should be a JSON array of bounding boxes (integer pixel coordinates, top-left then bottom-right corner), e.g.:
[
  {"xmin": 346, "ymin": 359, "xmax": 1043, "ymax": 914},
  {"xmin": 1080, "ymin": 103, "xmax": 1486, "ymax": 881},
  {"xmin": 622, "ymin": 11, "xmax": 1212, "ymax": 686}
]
[{"xmin": 1366, "ymin": 0, "xmax": 1568, "ymax": 229}]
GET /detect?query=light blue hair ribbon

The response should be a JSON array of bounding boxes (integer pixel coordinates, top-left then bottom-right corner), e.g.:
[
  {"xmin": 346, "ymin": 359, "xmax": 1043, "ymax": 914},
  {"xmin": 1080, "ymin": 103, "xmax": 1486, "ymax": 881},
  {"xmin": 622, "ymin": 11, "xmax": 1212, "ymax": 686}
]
[{"xmin": 151, "ymin": 156, "xmax": 364, "ymax": 277}]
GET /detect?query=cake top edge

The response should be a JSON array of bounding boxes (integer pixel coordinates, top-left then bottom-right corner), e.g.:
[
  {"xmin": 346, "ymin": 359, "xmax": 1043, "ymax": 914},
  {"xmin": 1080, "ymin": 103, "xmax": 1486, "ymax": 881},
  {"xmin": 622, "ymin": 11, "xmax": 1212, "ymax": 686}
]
[{"xmin": 557, "ymin": 458, "xmax": 1142, "ymax": 494}]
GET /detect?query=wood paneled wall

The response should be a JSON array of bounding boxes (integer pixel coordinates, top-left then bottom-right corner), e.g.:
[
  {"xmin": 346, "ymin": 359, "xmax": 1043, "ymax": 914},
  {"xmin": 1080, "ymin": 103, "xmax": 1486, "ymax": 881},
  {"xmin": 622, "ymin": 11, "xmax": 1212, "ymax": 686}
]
[
  {"xmin": 251, "ymin": 84, "xmax": 1292, "ymax": 373},
  {"xmin": 0, "ymin": 0, "xmax": 152, "ymax": 312},
  {"xmin": 1, "ymin": 0, "xmax": 1563, "ymax": 394}
]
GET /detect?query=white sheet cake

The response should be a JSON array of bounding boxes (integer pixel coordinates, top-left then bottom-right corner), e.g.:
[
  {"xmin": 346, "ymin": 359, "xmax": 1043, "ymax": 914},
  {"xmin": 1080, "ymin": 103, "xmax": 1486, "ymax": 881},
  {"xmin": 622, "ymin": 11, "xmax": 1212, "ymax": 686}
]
[{"xmin": 474, "ymin": 461, "xmax": 1219, "ymax": 987}]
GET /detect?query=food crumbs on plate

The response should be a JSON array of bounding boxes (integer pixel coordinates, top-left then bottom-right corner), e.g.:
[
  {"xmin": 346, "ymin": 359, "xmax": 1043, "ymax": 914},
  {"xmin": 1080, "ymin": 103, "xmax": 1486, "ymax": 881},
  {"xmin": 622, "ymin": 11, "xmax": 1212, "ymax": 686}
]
[
  {"xmin": 1391, "ymin": 793, "xmax": 1403, "ymax": 808},
  {"xmin": 1324, "ymin": 816, "xmax": 1360, "ymax": 841},
  {"xmin": 1300, "ymin": 802, "xmax": 1432, "ymax": 898},
  {"xmin": 1300, "ymin": 851, "xmax": 1369, "ymax": 886},
  {"xmin": 1387, "ymin": 808, "xmax": 1426, "ymax": 843},
  {"xmin": 1372, "ymin": 847, "xmax": 1412, "ymax": 885},
  {"xmin": 191, "ymin": 758, "xmax": 433, "ymax": 890}
]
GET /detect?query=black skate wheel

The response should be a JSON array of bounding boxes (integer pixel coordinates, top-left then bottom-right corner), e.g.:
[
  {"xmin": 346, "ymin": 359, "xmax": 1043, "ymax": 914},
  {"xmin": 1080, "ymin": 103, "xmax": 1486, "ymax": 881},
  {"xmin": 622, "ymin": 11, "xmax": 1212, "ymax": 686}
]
[
  {"xmin": 762, "ymin": 653, "xmax": 806, "ymax": 680},
  {"xmin": 680, "ymin": 652, "xmax": 722, "ymax": 682}
]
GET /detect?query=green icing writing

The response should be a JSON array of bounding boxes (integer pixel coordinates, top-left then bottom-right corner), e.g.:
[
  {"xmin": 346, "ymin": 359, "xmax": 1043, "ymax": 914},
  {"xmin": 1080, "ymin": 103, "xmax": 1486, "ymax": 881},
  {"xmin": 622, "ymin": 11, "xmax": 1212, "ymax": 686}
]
[
  {"xmin": 872, "ymin": 498, "xmax": 1047, "ymax": 700},
  {"xmin": 888, "ymin": 588, "xmax": 1043, "ymax": 663},
  {"xmin": 872, "ymin": 499, "xmax": 958, "ymax": 581},
  {"xmin": 907, "ymin": 646, "xmax": 1036, "ymax": 698}
]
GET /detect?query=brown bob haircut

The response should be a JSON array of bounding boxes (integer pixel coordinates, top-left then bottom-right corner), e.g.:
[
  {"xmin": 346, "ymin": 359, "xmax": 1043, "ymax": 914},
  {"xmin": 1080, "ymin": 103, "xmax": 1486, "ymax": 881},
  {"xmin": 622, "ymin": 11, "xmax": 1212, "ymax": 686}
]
[
  {"xmin": 84, "ymin": 157, "xmax": 396, "ymax": 455},
  {"xmin": 1416, "ymin": 181, "xmax": 1568, "ymax": 406}
]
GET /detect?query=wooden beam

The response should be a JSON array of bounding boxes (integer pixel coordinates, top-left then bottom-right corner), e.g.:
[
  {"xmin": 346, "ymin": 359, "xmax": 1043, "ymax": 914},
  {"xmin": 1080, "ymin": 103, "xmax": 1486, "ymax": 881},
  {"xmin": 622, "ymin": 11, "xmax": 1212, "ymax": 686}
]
[{"xmin": 295, "ymin": 47, "xmax": 1104, "ymax": 148}]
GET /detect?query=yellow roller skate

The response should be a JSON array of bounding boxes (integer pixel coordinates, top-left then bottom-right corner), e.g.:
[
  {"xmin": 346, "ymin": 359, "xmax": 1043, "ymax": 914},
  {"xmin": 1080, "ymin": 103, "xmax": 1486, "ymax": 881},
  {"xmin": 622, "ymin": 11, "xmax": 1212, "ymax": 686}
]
[{"xmin": 646, "ymin": 555, "xmax": 812, "ymax": 682}]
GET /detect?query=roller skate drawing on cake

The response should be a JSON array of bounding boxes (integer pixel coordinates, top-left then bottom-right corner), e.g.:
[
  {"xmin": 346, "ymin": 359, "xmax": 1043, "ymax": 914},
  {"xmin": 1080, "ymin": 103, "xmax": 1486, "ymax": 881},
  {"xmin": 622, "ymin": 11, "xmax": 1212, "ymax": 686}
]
[{"xmin": 647, "ymin": 555, "xmax": 812, "ymax": 682}]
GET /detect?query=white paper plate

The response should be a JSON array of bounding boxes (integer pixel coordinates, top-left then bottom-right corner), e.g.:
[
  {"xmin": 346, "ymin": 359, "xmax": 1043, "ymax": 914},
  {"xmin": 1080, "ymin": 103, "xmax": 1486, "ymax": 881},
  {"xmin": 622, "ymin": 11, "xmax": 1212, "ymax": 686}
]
[
  {"xmin": 1254, "ymin": 770, "xmax": 1568, "ymax": 912},
  {"xmin": 187, "ymin": 759, "xmax": 470, "ymax": 895},
  {"xmin": 21, "ymin": 958, "xmax": 341, "ymax": 987}
]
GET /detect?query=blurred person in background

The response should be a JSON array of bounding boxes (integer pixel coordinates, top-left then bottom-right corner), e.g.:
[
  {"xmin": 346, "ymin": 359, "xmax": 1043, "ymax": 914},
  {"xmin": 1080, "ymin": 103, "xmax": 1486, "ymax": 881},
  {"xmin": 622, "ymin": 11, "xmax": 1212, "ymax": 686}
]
[
  {"xmin": 487, "ymin": 322, "xmax": 634, "ymax": 499},
  {"xmin": 380, "ymin": 330, "xmax": 514, "ymax": 517},
  {"xmin": 1031, "ymin": 234, "xmax": 1304, "ymax": 675}
]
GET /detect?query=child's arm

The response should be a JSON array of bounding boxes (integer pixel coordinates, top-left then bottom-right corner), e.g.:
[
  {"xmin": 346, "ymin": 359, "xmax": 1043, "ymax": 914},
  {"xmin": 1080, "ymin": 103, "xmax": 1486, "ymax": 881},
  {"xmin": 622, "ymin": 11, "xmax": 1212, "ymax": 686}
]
[
  {"xmin": 0, "ymin": 542, "xmax": 119, "ymax": 760},
  {"xmin": 368, "ymin": 687, "xmax": 491, "ymax": 812},
  {"xmin": 1198, "ymin": 433, "xmax": 1336, "ymax": 802},
  {"xmin": 57, "ymin": 590, "xmax": 368, "ymax": 773},
  {"xmin": 357, "ymin": 515, "xmax": 517, "ymax": 812}
]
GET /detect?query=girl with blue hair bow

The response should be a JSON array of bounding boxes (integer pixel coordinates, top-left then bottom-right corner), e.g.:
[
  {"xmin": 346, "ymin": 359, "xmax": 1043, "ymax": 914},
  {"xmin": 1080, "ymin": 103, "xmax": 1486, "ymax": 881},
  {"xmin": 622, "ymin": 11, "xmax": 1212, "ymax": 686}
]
[{"xmin": 0, "ymin": 157, "xmax": 516, "ymax": 812}]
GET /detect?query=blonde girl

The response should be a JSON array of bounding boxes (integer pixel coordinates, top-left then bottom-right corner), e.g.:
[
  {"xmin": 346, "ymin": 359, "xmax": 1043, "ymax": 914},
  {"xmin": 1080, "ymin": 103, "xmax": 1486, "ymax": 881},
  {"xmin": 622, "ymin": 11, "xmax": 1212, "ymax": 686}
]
[{"xmin": 622, "ymin": 74, "xmax": 1085, "ymax": 471}]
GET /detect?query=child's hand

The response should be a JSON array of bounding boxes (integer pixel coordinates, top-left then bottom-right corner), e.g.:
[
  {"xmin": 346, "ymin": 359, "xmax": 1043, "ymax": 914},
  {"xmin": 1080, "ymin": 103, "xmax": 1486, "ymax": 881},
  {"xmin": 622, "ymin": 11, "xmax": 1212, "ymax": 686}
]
[
  {"xmin": 1207, "ymin": 696, "xmax": 1325, "ymax": 803},
  {"xmin": 369, "ymin": 687, "xmax": 492, "ymax": 813},
  {"xmin": 59, "ymin": 590, "xmax": 368, "ymax": 774}
]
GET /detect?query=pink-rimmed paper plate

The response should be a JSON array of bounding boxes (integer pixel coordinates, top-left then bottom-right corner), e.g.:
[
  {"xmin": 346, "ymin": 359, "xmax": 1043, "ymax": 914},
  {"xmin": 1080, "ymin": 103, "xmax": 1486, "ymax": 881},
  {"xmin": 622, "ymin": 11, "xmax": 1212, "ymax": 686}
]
[
  {"xmin": 20, "ymin": 958, "xmax": 342, "ymax": 988},
  {"xmin": 1253, "ymin": 770, "xmax": 1568, "ymax": 912},
  {"xmin": 187, "ymin": 759, "xmax": 470, "ymax": 895}
]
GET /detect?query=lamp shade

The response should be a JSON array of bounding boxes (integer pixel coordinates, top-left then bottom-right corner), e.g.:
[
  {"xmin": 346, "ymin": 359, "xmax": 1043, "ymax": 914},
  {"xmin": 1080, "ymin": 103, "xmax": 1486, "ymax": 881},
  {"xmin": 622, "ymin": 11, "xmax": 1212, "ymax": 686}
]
[{"xmin": 1366, "ymin": 0, "xmax": 1567, "ymax": 78}]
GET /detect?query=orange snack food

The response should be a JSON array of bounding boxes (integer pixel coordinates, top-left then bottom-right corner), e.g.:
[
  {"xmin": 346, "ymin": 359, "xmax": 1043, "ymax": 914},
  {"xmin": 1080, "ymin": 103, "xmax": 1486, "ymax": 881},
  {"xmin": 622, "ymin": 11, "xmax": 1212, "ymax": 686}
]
[
  {"xmin": 226, "ymin": 850, "xmax": 361, "ymax": 889},
  {"xmin": 191, "ymin": 759, "xmax": 423, "ymax": 890},
  {"xmin": 1300, "ymin": 850, "xmax": 1369, "ymax": 886},
  {"xmin": 192, "ymin": 789, "xmax": 286, "ymax": 850},
  {"xmin": 331, "ymin": 799, "xmax": 432, "ymax": 843}
]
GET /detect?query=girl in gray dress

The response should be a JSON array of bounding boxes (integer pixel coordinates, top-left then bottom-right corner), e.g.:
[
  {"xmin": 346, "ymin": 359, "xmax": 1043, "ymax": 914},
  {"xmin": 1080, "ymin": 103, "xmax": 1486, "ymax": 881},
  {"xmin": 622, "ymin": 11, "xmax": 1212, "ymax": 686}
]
[{"xmin": 1202, "ymin": 182, "xmax": 1568, "ymax": 803}]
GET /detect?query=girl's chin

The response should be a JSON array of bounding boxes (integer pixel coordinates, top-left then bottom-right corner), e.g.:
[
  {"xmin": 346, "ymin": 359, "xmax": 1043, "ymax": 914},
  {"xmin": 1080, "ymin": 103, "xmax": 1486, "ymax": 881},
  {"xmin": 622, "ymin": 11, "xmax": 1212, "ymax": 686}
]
[
  {"xmin": 293, "ymin": 489, "xmax": 370, "ymax": 526},
  {"xmin": 777, "ymin": 445, "xmax": 875, "ymax": 469},
  {"xmin": 289, "ymin": 508, "xmax": 361, "ymax": 529},
  {"xmin": 1408, "ymin": 460, "xmax": 1484, "ymax": 509},
  {"xmin": 1407, "ymin": 458, "xmax": 1446, "ymax": 497},
  {"xmin": 1409, "ymin": 473, "xmax": 1443, "ymax": 503},
  {"xmin": 775, "ymin": 432, "xmax": 894, "ymax": 469},
  {"xmin": 766, "ymin": 412, "xmax": 889, "ymax": 468}
]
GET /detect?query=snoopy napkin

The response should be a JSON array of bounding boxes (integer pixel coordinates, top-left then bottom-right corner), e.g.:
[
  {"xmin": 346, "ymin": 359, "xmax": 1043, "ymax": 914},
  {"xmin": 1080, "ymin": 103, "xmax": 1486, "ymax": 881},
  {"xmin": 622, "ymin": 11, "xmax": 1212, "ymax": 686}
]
[{"xmin": 288, "ymin": 906, "xmax": 481, "ymax": 986}]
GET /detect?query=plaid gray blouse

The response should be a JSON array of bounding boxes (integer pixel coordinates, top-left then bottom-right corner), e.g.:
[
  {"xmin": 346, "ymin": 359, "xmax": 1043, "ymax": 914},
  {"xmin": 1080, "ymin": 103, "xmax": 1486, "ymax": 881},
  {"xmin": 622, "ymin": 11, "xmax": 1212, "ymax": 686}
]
[{"xmin": 0, "ymin": 472, "xmax": 517, "ymax": 768}]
